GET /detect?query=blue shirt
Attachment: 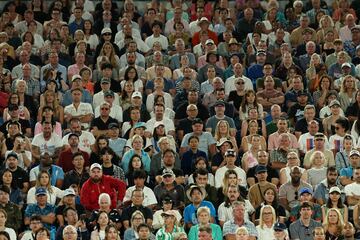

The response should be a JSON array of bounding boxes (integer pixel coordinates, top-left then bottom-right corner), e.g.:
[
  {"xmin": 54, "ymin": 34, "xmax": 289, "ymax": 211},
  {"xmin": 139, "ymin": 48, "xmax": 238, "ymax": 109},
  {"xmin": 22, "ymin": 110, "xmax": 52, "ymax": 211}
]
[
  {"xmin": 109, "ymin": 138, "xmax": 127, "ymax": 158},
  {"xmin": 121, "ymin": 149, "xmax": 151, "ymax": 174},
  {"xmin": 25, "ymin": 203, "xmax": 55, "ymax": 229},
  {"xmin": 68, "ymin": 20, "xmax": 84, "ymax": 35},
  {"xmin": 184, "ymin": 200, "xmax": 216, "ymax": 225},
  {"xmin": 145, "ymin": 78, "xmax": 175, "ymax": 93},
  {"xmin": 247, "ymin": 64, "xmax": 264, "ymax": 83},
  {"xmin": 62, "ymin": 89, "xmax": 92, "ymax": 106}
]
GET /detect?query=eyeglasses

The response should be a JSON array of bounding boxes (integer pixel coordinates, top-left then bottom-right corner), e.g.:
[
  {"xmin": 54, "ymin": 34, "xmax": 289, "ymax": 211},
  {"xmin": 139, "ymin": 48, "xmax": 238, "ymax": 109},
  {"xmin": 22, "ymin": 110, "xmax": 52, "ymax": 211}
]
[
  {"xmin": 64, "ymin": 232, "xmax": 77, "ymax": 235},
  {"xmin": 236, "ymin": 82, "xmax": 245, "ymax": 85}
]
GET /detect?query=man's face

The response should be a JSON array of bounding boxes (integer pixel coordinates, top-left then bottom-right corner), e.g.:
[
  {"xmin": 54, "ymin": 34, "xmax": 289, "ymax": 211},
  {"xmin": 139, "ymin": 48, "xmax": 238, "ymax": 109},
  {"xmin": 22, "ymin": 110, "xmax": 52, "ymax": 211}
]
[
  {"xmin": 297, "ymin": 95, "xmax": 308, "ymax": 104},
  {"xmin": 70, "ymin": 122, "xmax": 82, "ymax": 135},
  {"xmin": 40, "ymin": 153, "xmax": 53, "ymax": 166},
  {"xmin": 188, "ymin": 91, "xmax": 198, "ymax": 103},
  {"xmin": 256, "ymin": 171, "xmax": 268, "ymax": 182},
  {"xmin": 68, "ymin": 136, "xmax": 79, "ymax": 148},
  {"xmin": 290, "ymin": 168, "xmax": 302, "ymax": 183},
  {"xmin": 198, "ymin": 231, "xmax": 212, "ymax": 240},
  {"xmin": 300, "ymin": 207, "xmax": 313, "ymax": 219},
  {"xmin": 102, "ymin": 10, "xmax": 112, "ymax": 22},
  {"xmin": 277, "ymin": 120, "xmax": 287, "ymax": 131},
  {"xmin": 0, "ymin": 191, "xmax": 9, "ymax": 204},
  {"xmin": 308, "ymin": 122, "xmax": 319, "ymax": 134},
  {"xmin": 163, "ymin": 152, "xmax": 175, "ymax": 166},
  {"xmin": 42, "ymin": 123, "xmax": 53, "ymax": 135},
  {"xmin": 327, "ymin": 171, "xmax": 338, "ymax": 185},
  {"xmin": 131, "ymin": 191, "xmax": 144, "ymax": 206},
  {"xmin": 30, "ymin": 220, "xmax": 42, "ymax": 232},
  {"xmin": 350, "ymin": 155, "xmax": 360, "ymax": 167},
  {"xmin": 36, "ymin": 194, "xmax": 47, "ymax": 205},
  {"xmin": 191, "ymin": 189, "xmax": 203, "ymax": 204},
  {"xmin": 227, "ymin": 187, "xmax": 240, "ymax": 201},
  {"xmin": 134, "ymin": 177, "xmax": 145, "ymax": 187},
  {"xmin": 71, "ymin": 89, "xmax": 82, "ymax": 102},
  {"xmin": 300, "ymin": 193, "xmax": 312, "ymax": 202},
  {"xmin": 90, "ymin": 168, "xmax": 102, "ymax": 182},
  {"xmin": 233, "ymin": 204, "xmax": 245, "ymax": 218},
  {"xmin": 195, "ymin": 174, "xmax": 208, "ymax": 187},
  {"xmin": 7, "ymin": 157, "xmax": 18, "ymax": 169},
  {"xmin": 138, "ymin": 227, "xmax": 150, "ymax": 240},
  {"xmin": 154, "ymin": 106, "xmax": 164, "ymax": 119},
  {"xmin": 127, "ymin": 54, "xmax": 136, "ymax": 65},
  {"xmin": 100, "ymin": 104, "xmax": 110, "ymax": 117},
  {"xmin": 65, "ymin": 209, "xmax": 78, "ymax": 224}
]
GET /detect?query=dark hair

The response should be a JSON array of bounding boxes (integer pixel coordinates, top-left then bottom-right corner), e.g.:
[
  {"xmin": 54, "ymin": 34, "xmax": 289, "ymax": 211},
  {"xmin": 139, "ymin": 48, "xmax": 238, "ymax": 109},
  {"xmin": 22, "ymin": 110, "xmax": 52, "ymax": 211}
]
[
  {"xmin": 162, "ymin": 149, "xmax": 175, "ymax": 158},
  {"xmin": 327, "ymin": 166, "xmax": 338, "ymax": 174},
  {"xmin": 128, "ymin": 154, "xmax": 144, "ymax": 173},
  {"xmin": 63, "ymin": 206, "xmax": 77, "ymax": 216},
  {"xmin": 241, "ymin": 89, "xmax": 258, "ymax": 114},
  {"xmin": 95, "ymin": 135, "xmax": 109, "ymax": 153},
  {"xmin": 124, "ymin": 66, "xmax": 139, "ymax": 82},
  {"xmin": 193, "ymin": 168, "xmax": 209, "ymax": 179},
  {"xmin": 35, "ymin": 227, "xmax": 50, "ymax": 239},
  {"xmin": 152, "ymin": 20, "xmax": 163, "ymax": 29},
  {"xmin": 335, "ymin": 117, "xmax": 350, "ymax": 132},
  {"xmin": 132, "ymin": 169, "xmax": 147, "ymax": 180},
  {"xmin": 137, "ymin": 223, "xmax": 151, "ymax": 232},
  {"xmin": 318, "ymin": 75, "xmax": 333, "ymax": 91},
  {"xmin": 101, "ymin": 62, "xmax": 113, "ymax": 70},
  {"xmin": 82, "ymin": 19, "xmax": 94, "ymax": 34},
  {"xmin": 0, "ymin": 170, "xmax": 16, "ymax": 189},
  {"xmin": 188, "ymin": 135, "xmax": 199, "ymax": 143},
  {"xmin": 99, "ymin": 146, "xmax": 116, "ymax": 157},
  {"xmin": 22, "ymin": 31, "xmax": 35, "ymax": 44},
  {"xmin": 72, "ymin": 152, "xmax": 84, "ymax": 160},
  {"xmin": 7, "ymin": 93, "xmax": 20, "ymax": 106},
  {"xmin": 30, "ymin": 215, "xmax": 42, "ymax": 222},
  {"xmin": 95, "ymin": 211, "xmax": 109, "ymax": 230},
  {"xmin": 263, "ymin": 187, "xmax": 280, "ymax": 208}
]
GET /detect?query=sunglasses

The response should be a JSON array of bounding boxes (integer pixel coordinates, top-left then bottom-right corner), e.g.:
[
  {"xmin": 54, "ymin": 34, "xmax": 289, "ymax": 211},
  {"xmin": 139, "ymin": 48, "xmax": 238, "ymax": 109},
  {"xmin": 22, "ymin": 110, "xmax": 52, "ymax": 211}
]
[
  {"xmin": 103, "ymin": 33, "xmax": 111, "ymax": 36},
  {"xmin": 236, "ymin": 82, "xmax": 245, "ymax": 85},
  {"xmin": 163, "ymin": 175, "xmax": 173, "ymax": 178},
  {"xmin": 315, "ymin": 138, "xmax": 324, "ymax": 141}
]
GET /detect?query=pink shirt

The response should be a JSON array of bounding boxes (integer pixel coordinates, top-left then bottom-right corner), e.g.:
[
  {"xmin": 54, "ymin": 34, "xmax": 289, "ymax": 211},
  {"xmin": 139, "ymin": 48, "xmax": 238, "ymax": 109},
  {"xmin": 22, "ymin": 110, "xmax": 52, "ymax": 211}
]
[
  {"xmin": 34, "ymin": 122, "xmax": 62, "ymax": 137},
  {"xmin": 268, "ymin": 131, "xmax": 299, "ymax": 151}
]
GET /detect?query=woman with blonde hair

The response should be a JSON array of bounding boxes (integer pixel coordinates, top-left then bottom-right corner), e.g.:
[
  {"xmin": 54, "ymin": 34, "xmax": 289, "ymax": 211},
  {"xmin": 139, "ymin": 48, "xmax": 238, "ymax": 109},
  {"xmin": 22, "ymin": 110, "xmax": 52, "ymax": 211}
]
[
  {"xmin": 37, "ymin": 90, "xmax": 64, "ymax": 124},
  {"xmin": 256, "ymin": 205, "xmax": 277, "ymax": 240},
  {"xmin": 241, "ymin": 120, "xmax": 267, "ymax": 152},
  {"xmin": 214, "ymin": 120, "xmax": 238, "ymax": 152},
  {"xmin": 323, "ymin": 208, "xmax": 345, "ymax": 239},
  {"xmin": 307, "ymin": 151, "xmax": 327, "ymax": 188},
  {"xmin": 306, "ymin": 53, "xmax": 327, "ymax": 92},
  {"xmin": 316, "ymin": 15, "xmax": 338, "ymax": 44},
  {"xmin": 0, "ymin": 209, "xmax": 16, "ymax": 240},
  {"xmin": 279, "ymin": 152, "xmax": 307, "ymax": 185},
  {"xmin": 97, "ymin": 42, "xmax": 120, "ymax": 71},
  {"xmin": 339, "ymin": 75, "xmax": 357, "ymax": 110},
  {"xmin": 26, "ymin": 170, "xmax": 63, "ymax": 205}
]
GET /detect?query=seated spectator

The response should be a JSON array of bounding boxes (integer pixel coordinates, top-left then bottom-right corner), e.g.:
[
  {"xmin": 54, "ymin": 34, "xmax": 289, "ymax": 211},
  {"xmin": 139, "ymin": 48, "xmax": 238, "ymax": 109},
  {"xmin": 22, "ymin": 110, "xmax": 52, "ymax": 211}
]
[
  {"xmin": 90, "ymin": 211, "xmax": 110, "ymax": 240},
  {"xmin": 188, "ymin": 206, "xmax": 222, "ymax": 240},
  {"xmin": 155, "ymin": 210, "xmax": 186, "ymax": 239},
  {"xmin": 254, "ymin": 187, "xmax": 286, "ymax": 224},
  {"xmin": 307, "ymin": 151, "xmax": 327, "ymax": 188},
  {"xmin": 152, "ymin": 196, "xmax": 182, "ymax": 231},
  {"xmin": 279, "ymin": 152, "xmax": 308, "ymax": 185},
  {"xmin": 89, "ymin": 193, "xmax": 121, "ymax": 230}
]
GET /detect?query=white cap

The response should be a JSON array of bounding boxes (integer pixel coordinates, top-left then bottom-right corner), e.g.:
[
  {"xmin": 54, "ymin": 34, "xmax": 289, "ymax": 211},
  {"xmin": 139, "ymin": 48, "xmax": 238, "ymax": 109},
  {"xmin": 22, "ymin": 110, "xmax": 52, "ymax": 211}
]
[
  {"xmin": 90, "ymin": 163, "xmax": 102, "ymax": 171},
  {"xmin": 132, "ymin": 91, "xmax": 142, "ymax": 99},
  {"xmin": 71, "ymin": 74, "xmax": 81, "ymax": 82},
  {"xmin": 101, "ymin": 27, "xmax": 112, "ymax": 35}
]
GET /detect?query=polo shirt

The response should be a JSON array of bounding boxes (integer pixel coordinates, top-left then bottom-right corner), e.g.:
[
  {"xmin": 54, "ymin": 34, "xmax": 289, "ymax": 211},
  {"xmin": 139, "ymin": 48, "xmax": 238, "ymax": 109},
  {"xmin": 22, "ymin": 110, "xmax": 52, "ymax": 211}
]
[
  {"xmin": 64, "ymin": 103, "xmax": 93, "ymax": 130},
  {"xmin": 184, "ymin": 201, "xmax": 216, "ymax": 225},
  {"xmin": 90, "ymin": 116, "xmax": 118, "ymax": 131},
  {"xmin": 279, "ymin": 181, "xmax": 313, "ymax": 209},
  {"xmin": 153, "ymin": 182, "xmax": 185, "ymax": 208},
  {"xmin": 289, "ymin": 219, "xmax": 322, "ymax": 240},
  {"xmin": 223, "ymin": 219, "xmax": 258, "ymax": 238}
]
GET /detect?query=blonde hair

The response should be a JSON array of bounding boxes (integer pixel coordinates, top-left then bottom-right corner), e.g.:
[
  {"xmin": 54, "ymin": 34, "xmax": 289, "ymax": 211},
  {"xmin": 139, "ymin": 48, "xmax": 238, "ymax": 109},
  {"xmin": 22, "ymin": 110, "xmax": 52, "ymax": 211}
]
[
  {"xmin": 259, "ymin": 205, "xmax": 276, "ymax": 229},
  {"xmin": 35, "ymin": 170, "xmax": 53, "ymax": 193},
  {"xmin": 323, "ymin": 208, "xmax": 344, "ymax": 235},
  {"xmin": 235, "ymin": 226, "xmax": 249, "ymax": 235},
  {"xmin": 197, "ymin": 206, "xmax": 210, "ymax": 218},
  {"xmin": 341, "ymin": 75, "xmax": 357, "ymax": 93},
  {"xmin": 214, "ymin": 120, "xmax": 230, "ymax": 141},
  {"xmin": 100, "ymin": 42, "xmax": 118, "ymax": 69},
  {"xmin": 310, "ymin": 150, "xmax": 325, "ymax": 167}
]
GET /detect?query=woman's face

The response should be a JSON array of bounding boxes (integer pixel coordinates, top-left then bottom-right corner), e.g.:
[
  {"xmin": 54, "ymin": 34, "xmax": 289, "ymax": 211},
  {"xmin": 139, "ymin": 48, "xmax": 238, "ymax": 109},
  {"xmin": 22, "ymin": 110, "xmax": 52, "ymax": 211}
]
[
  {"xmin": 251, "ymin": 136, "xmax": 260, "ymax": 147},
  {"xmin": 99, "ymin": 197, "xmax": 110, "ymax": 209},
  {"xmin": 198, "ymin": 211, "xmax": 210, "ymax": 225},
  {"xmin": 127, "ymin": 69, "xmax": 137, "ymax": 80},
  {"xmin": 0, "ymin": 212, "xmax": 6, "ymax": 226},
  {"xmin": 45, "ymin": 92, "xmax": 55, "ymax": 103},
  {"xmin": 328, "ymin": 210, "xmax": 339, "ymax": 224},
  {"xmin": 249, "ymin": 122, "xmax": 258, "ymax": 134},
  {"xmin": 101, "ymin": 152, "xmax": 113, "ymax": 163},
  {"xmin": 264, "ymin": 189, "xmax": 275, "ymax": 203},
  {"xmin": 236, "ymin": 231, "xmax": 249, "ymax": 240},
  {"xmin": 107, "ymin": 227, "xmax": 118, "ymax": 240},
  {"xmin": 132, "ymin": 214, "xmax": 144, "ymax": 227},
  {"xmin": 312, "ymin": 153, "xmax": 323, "ymax": 166},
  {"xmin": 156, "ymin": 125, "xmax": 165, "ymax": 136},
  {"xmin": 10, "ymin": 94, "xmax": 19, "ymax": 104},
  {"xmin": 246, "ymin": 93, "xmax": 255, "ymax": 103},
  {"xmin": 329, "ymin": 192, "xmax": 340, "ymax": 202},
  {"xmin": 132, "ymin": 139, "xmax": 143, "ymax": 150},
  {"xmin": 195, "ymin": 160, "xmax": 207, "ymax": 169},
  {"xmin": 84, "ymin": 21, "xmax": 91, "ymax": 30},
  {"xmin": 164, "ymin": 215, "xmax": 175, "ymax": 225},
  {"xmin": 219, "ymin": 122, "xmax": 228, "ymax": 133},
  {"xmin": 39, "ymin": 173, "xmax": 49, "ymax": 186},
  {"xmin": 321, "ymin": 78, "xmax": 330, "ymax": 89},
  {"xmin": 36, "ymin": 230, "xmax": 49, "ymax": 240},
  {"xmin": 24, "ymin": 33, "xmax": 33, "ymax": 42},
  {"xmin": 262, "ymin": 207, "xmax": 273, "ymax": 222},
  {"xmin": 125, "ymin": 82, "xmax": 134, "ymax": 92},
  {"xmin": 2, "ymin": 171, "xmax": 12, "ymax": 185},
  {"xmin": 47, "ymin": 82, "xmax": 56, "ymax": 91},
  {"xmin": 104, "ymin": 44, "xmax": 112, "ymax": 54},
  {"xmin": 131, "ymin": 157, "xmax": 142, "ymax": 169},
  {"xmin": 228, "ymin": 174, "xmax": 238, "ymax": 185},
  {"xmin": 345, "ymin": 77, "xmax": 354, "ymax": 89},
  {"xmin": 98, "ymin": 139, "xmax": 108, "ymax": 149},
  {"xmin": 81, "ymin": 70, "xmax": 91, "ymax": 80},
  {"xmin": 314, "ymin": 229, "xmax": 325, "ymax": 240},
  {"xmin": 74, "ymin": 31, "xmax": 84, "ymax": 41},
  {"xmin": 248, "ymin": 109, "xmax": 258, "ymax": 119},
  {"xmin": 17, "ymin": 82, "xmax": 26, "ymax": 93},
  {"xmin": 98, "ymin": 213, "xmax": 109, "ymax": 226}
]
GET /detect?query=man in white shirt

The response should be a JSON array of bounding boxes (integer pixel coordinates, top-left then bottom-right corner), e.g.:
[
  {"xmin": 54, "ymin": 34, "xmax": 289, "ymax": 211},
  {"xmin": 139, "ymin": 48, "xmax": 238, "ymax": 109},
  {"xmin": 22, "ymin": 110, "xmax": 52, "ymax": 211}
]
[
  {"xmin": 145, "ymin": 104, "xmax": 175, "ymax": 137},
  {"xmin": 298, "ymin": 120, "xmax": 329, "ymax": 155},
  {"xmin": 64, "ymin": 86, "xmax": 93, "ymax": 130},
  {"xmin": 344, "ymin": 167, "xmax": 360, "ymax": 209},
  {"xmin": 93, "ymin": 77, "xmax": 120, "ymax": 109},
  {"xmin": 145, "ymin": 21, "xmax": 168, "ymax": 50},
  {"xmin": 215, "ymin": 149, "xmax": 247, "ymax": 188},
  {"xmin": 123, "ymin": 169, "xmax": 157, "ymax": 209},
  {"xmin": 94, "ymin": 90, "xmax": 122, "ymax": 123},
  {"xmin": 115, "ymin": 24, "xmax": 150, "ymax": 53},
  {"xmin": 225, "ymin": 62, "xmax": 253, "ymax": 95},
  {"xmin": 62, "ymin": 118, "xmax": 95, "ymax": 154}
]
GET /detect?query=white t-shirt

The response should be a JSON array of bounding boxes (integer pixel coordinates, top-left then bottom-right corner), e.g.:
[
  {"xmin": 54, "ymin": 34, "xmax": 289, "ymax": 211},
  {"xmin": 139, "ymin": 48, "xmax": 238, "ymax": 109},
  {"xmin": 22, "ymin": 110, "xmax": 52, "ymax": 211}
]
[
  {"xmin": 31, "ymin": 133, "xmax": 62, "ymax": 156},
  {"xmin": 145, "ymin": 117, "xmax": 175, "ymax": 135},
  {"xmin": 27, "ymin": 186, "xmax": 64, "ymax": 205},
  {"xmin": 123, "ymin": 186, "xmax": 158, "ymax": 207},
  {"xmin": 93, "ymin": 91, "xmax": 120, "ymax": 110},
  {"xmin": 64, "ymin": 103, "xmax": 93, "ymax": 130},
  {"xmin": 215, "ymin": 166, "xmax": 247, "ymax": 188},
  {"xmin": 225, "ymin": 75, "xmax": 253, "ymax": 95},
  {"xmin": 62, "ymin": 131, "xmax": 95, "ymax": 154},
  {"xmin": 145, "ymin": 34, "xmax": 169, "ymax": 50},
  {"xmin": 329, "ymin": 134, "xmax": 356, "ymax": 151},
  {"xmin": 4, "ymin": 227, "xmax": 16, "ymax": 240},
  {"xmin": 94, "ymin": 104, "xmax": 123, "ymax": 123},
  {"xmin": 344, "ymin": 182, "xmax": 360, "ymax": 209},
  {"xmin": 298, "ymin": 132, "xmax": 330, "ymax": 153}
]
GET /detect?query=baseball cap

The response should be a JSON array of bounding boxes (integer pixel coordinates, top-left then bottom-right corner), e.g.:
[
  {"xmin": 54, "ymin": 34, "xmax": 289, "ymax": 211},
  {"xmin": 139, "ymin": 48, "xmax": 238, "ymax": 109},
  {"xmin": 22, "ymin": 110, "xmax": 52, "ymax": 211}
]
[
  {"xmin": 297, "ymin": 90, "xmax": 308, "ymax": 97},
  {"xmin": 35, "ymin": 187, "xmax": 47, "ymax": 196},
  {"xmin": 90, "ymin": 163, "xmax": 102, "ymax": 171},
  {"xmin": 198, "ymin": 17, "xmax": 210, "ymax": 25},
  {"xmin": 68, "ymin": 133, "xmax": 79, "ymax": 139},
  {"xmin": 255, "ymin": 165, "xmax": 268, "ymax": 174},
  {"xmin": 205, "ymin": 39, "xmax": 215, "ymax": 45},
  {"xmin": 329, "ymin": 99, "xmax": 341, "ymax": 108},
  {"xmin": 8, "ymin": 104, "xmax": 19, "ymax": 111},
  {"xmin": 154, "ymin": 121, "xmax": 165, "ymax": 128},
  {"xmin": 132, "ymin": 91, "xmax": 142, "ymax": 99},
  {"xmin": 162, "ymin": 168, "xmax": 174, "ymax": 178},
  {"xmin": 351, "ymin": 25, "xmax": 360, "ymax": 32},
  {"xmin": 101, "ymin": 27, "xmax": 112, "ymax": 35},
  {"xmin": 104, "ymin": 90, "xmax": 114, "ymax": 98},
  {"xmin": 134, "ymin": 122, "xmax": 146, "ymax": 129},
  {"xmin": 108, "ymin": 122, "xmax": 119, "ymax": 129},
  {"xmin": 101, "ymin": 77, "xmax": 111, "ymax": 84},
  {"xmin": 274, "ymin": 222, "xmax": 287, "ymax": 231},
  {"xmin": 214, "ymin": 100, "xmax": 225, "ymax": 107},
  {"xmin": 64, "ymin": 188, "xmax": 76, "ymax": 196},
  {"xmin": 299, "ymin": 187, "xmax": 313, "ymax": 195},
  {"xmin": 341, "ymin": 62, "xmax": 351, "ymax": 68},
  {"xmin": 225, "ymin": 149, "xmax": 236, "ymax": 157},
  {"xmin": 349, "ymin": 150, "xmax": 360, "ymax": 157},
  {"xmin": 329, "ymin": 186, "xmax": 341, "ymax": 194},
  {"xmin": 256, "ymin": 50, "xmax": 266, "ymax": 56},
  {"xmin": 71, "ymin": 74, "xmax": 81, "ymax": 82}
]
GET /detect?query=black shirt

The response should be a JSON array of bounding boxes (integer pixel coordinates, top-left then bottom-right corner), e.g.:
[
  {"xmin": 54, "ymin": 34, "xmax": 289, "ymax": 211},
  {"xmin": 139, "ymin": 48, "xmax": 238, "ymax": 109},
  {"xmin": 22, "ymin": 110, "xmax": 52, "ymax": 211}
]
[
  {"xmin": 0, "ymin": 119, "xmax": 31, "ymax": 136},
  {"xmin": 55, "ymin": 204, "xmax": 85, "ymax": 218},
  {"xmin": 246, "ymin": 165, "xmax": 279, "ymax": 184},
  {"xmin": 3, "ymin": 167, "xmax": 29, "ymax": 190},
  {"xmin": 295, "ymin": 117, "xmax": 324, "ymax": 134},
  {"xmin": 62, "ymin": 170, "xmax": 90, "ymax": 190},
  {"xmin": 175, "ymin": 102, "xmax": 209, "ymax": 121},
  {"xmin": 93, "ymin": 78, "xmax": 121, "ymax": 94},
  {"xmin": 177, "ymin": 118, "xmax": 196, "ymax": 135},
  {"xmin": 121, "ymin": 205, "xmax": 153, "ymax": 222},
  {"xmin": 90, "ymin": 116, "xmax": 118, "ymax": 130},
  {"xmin": 102, "ymin": 165, "xmax": 115, "ymax": 176},
  {"xmin": 228, "ymin": 91, "xmax": 244, "ymax": 111}
]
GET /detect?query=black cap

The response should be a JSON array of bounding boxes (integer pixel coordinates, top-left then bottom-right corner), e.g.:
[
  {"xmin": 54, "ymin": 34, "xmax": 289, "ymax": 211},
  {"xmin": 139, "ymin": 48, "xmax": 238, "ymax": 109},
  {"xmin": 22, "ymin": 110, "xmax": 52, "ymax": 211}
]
[
  {"xmin": 162, "ymin": 196, "xmax": 173, "ymax": 204},
  {"xmin": 6, "ymin": 151, "xmax": 18, "ymax": 160},
  {"xmin": 274, "ymin": 222, "xmax": 286, "ymax": 231},
  {"xmin": 214, "ymin": 100, "xmax": 225, "ymax": 107},
  {"xmin": 108, "ymin": 122, "xmax": 119, "ymax": 129},
  {"xmin": 8, "ymin": 104, "xmax": 19, "ymax": 111},
  {"xmin": 68, "ymin": 133, "xmax": 79, "ymax": 139},
  {"xmin": 192, "ymin": 118, "xmax": 203, "ymax": 125},
  {"xmin": 297, "ymin": 90, "xmax": 308, "ymax": 97},
  {"xmin": 255, "ymin": 165, "xmax": 268, "ymax": 174}
]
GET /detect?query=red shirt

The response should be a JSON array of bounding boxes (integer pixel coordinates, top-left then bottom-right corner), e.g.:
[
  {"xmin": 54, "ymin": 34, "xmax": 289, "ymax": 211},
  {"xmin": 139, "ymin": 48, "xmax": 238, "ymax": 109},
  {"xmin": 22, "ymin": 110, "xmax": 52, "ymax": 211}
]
[
  {"xmin": 57, "ymin": 148, "xmax": 90, "ymax": 173},
  {"xmin": 80, "ymin": 175, "xmax": 126, "ymax": 211},
  {"xmin": 192, "ymin": 29, "xmax": 218, "ymax": 46}
]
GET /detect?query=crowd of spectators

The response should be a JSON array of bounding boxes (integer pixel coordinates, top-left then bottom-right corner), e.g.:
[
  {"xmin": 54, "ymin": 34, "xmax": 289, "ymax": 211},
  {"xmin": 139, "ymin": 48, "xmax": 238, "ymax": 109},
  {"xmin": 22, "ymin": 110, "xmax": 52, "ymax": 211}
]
[{"xmin": 1, "ymin": 0, "xmax": 360, "ymax": 240}]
